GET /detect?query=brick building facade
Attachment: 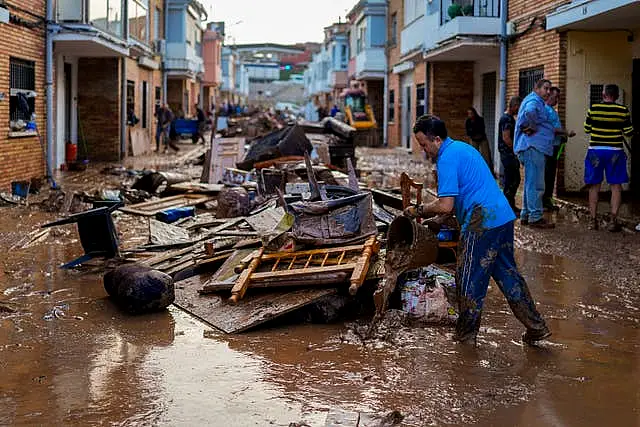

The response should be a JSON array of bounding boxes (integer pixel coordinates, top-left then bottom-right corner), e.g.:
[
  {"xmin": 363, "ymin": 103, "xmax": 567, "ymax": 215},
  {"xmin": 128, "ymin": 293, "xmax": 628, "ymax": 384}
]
[{"xmin": 0, "ymin": 1, "xmax": 46, "ymax": 189}]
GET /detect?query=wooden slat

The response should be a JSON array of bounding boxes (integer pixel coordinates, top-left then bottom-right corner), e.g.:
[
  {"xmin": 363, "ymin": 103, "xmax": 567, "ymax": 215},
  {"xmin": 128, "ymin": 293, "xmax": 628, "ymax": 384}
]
[
  {"xmin": 229, "ymin": 247, "xmax": 264, "ymax": 303},
  {"xmin": 250, "ymin": 264, "xmax": 355, "ymax": 280},
  {"xmin": 259, "ymin": 243, "xmax": 365, "ymax": 261},
  {"xmin": 120, "ymin": 194, "xmax": 215, "ymax": 216}
]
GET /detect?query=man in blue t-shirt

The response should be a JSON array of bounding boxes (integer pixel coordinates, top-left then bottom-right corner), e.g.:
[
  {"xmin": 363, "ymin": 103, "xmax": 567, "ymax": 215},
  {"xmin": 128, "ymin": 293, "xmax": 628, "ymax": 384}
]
[{"xmin": 404, "ymin": 115, "xmax": 550, "ymax": 345}]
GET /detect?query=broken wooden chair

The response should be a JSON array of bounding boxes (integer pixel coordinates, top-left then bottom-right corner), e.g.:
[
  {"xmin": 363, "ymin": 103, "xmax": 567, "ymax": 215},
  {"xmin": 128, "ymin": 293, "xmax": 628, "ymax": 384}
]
[
  {"xmin": 228, "ymin": 235, "xmax": 380, "ymax": 303},
  {"xmin": 400, "ymin": 172, "xmax": 458, "ymax": 262}
]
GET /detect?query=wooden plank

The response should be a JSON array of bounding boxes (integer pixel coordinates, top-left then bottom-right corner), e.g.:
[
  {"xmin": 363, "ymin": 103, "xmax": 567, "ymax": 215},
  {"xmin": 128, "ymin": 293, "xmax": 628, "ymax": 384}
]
[
  {"xmin": 229, "ymin": 247, "xmax": 264, "ymax": 303},
  {"xmin": 120, "ymin": 194, "xmax": 215, "ymax": 216},
  {"xmin": 348, "ymin": 236, "xmax": 380, "ymax": 295},
  {"xmin": 169, "ymin": 182, "xmax": 224, "ymax": 194},
  {"xmin": 199, "ymin": 272, "xmax": 349, "ymax": 293},
  {"xmin": 174, "ymin": 281, "xmax": 337, "ymax": 334},
  {"xmin": 140, "ymin": 244, "xmax": 197, "ymax": 267},
  {"xmin": 259, "ymin": 244, "xmax": 365, "ymax": 261},
  {"xmin": 250, "ymin": 264, "xmax": 355, "ymax": 280}
]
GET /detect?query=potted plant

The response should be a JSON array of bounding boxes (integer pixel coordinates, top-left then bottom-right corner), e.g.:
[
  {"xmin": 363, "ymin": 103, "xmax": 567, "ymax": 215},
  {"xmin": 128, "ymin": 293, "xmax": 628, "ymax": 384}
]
[{"xmin": 448, "ymin": 3, "xmax": 463, "ymax": 20}]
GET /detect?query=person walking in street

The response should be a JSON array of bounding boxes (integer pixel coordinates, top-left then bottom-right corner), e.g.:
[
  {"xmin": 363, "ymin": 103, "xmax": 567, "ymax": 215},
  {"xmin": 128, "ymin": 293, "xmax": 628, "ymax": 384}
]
[
  {"xmin": 584, "ymin": 84, "xmax": 634, "ymax": 232},
  {"xmin": 405, "ymin": 115, "xmax": 550, "ymax": 345},
  {"xmin": 155, "ymin": 103, "xmax": 173, "ymax": 153},
  {"xmin": 465, "ymin": 107, "xmax": 494, "ymax": 171},
  {"xmin": 543, "ymin": 87, "xmax": 576, "ymax": 211},
  {"xmin": 514, "ymin": 79, "xmax": 556, "ymax": 228},
  {"xmin": 498, "ymin": 96, "xmax": 522, "ymax": 215},
  {"xmin": 194, "ymin": 104, "xmax": 207, "ymax": 144}
]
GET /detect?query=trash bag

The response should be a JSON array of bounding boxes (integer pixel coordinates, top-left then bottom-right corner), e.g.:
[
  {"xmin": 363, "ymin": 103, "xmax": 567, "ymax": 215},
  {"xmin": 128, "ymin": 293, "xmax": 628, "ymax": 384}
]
[
  {"xmin": 399, "ymin": 265, "xmax": 457, "ymax": 324},
  {"xmin": 237, "ymin": 124, "xmax": 312, "ymax": 170},
  {"xmin": 288, "ymin": 192, "xmax": 377, "ymax": 245}
]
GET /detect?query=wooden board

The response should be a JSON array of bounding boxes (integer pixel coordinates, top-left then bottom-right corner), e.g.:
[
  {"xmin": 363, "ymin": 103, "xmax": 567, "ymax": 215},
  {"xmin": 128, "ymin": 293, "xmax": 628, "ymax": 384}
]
[
  {"xmin": 169, "ymin": 182, "xmax": 224, "ymax": 194},
  {"xmin": 120, "ymin": 194, "xmax": 215, "ymax": 216},
  {"xmin": 130, "ymin": 128, "xmax": 150, "ymax": 156},
  {"xmin": 173, "ymin": 278, "xmax": 337, "ymax": 334}
]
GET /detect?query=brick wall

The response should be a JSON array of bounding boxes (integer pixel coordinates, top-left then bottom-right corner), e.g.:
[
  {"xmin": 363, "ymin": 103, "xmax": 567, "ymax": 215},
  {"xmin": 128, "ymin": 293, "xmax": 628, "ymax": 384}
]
[
  {"xmin": 431, "ymin": 61, "xmax": 474, "ymax": 141},
  {"xmin": 507, "ymin": 0, "xmax": 569, "ymax": 192},
  {"xmin": 126, "ymin": 58, "xmax": 162, "ymax": 153},
  {"xmin": 386, "ymin": 0, "xmax": 403, "ymax": 147},
  {"xmin": 78, "ymin": 58, "xmax": 120, "ymax": 161},
  {"xmin": 0, "ymin": 0, "xmax": 46, "ymax": 190}
]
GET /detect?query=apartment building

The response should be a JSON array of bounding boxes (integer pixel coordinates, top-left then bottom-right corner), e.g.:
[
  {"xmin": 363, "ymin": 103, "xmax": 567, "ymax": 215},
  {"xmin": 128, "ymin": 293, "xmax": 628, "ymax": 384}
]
[
  {"xmin": 53, "ymin": 0, "xmax": 164, "ymax": 162},
  {"xmin": 165, "ymin": 0, "xmax": 207, "ymax": 118},
  {"xmin": 202, "ymin": 21, "xmax": 224, "ymax": 112},
  {"xmin": 530, "ymin": 0, "xmax": 639, "ymax": 195},
  {"xmin": 387, "ymin": 0, "xmax": 501, "ymax": 153},
  {"xmin": 0, "ymin": 1, "xmax": 47, "ymax": 189},
  {"xmin": 347, "ymin": 0, "xmax": 387, "ymax": 143}
]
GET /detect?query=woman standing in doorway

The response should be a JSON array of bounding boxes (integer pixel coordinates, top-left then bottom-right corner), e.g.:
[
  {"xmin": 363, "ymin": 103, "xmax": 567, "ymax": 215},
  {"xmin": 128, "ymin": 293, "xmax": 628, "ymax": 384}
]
[{"xmin": 465, "ymin": 107, "xmax": 494, "ymax": 172}]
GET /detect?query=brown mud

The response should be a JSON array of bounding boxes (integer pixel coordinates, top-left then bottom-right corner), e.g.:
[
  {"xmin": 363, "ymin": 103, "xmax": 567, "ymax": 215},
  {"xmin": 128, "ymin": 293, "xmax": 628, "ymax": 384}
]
[{"xmin": 1, "ymin": 164, "xmax": 640, "ymax": 425}]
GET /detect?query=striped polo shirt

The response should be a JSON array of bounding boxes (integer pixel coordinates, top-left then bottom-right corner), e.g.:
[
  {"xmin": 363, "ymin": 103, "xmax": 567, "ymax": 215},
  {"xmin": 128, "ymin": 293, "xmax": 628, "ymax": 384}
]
[{"xmin": 584, "ymin": 102, "xmax": 634, "ymax": 149}]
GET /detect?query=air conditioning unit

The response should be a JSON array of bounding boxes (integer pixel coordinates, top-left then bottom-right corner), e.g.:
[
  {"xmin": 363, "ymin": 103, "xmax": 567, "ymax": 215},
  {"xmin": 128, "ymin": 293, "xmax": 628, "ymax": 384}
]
[{"xmin": 153, "ymin": 39, "xmax": 166, "ymax": 56}]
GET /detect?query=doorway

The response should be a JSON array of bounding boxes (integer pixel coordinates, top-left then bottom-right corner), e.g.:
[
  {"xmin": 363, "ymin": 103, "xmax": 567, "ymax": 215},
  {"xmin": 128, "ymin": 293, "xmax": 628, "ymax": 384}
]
[
  {"xmin": 482, "ymin": 72, "xmax": 497, "ymax": 160},
  {"xmin": 632, "ymin": 59, "xmax": 639, "ymax": 198},
  {"xmin": 142, "ymin": 81, "xmax": 148, "ymax": 128},
  {"xmin": 64, "ymin": 63, "xmax": 72, "ymax": 142}
]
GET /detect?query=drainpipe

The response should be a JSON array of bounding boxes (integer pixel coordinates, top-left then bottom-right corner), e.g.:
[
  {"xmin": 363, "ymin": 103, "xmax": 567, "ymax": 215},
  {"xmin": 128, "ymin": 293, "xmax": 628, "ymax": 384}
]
[
  {"xmin": 45, "ymin": 0, "xmax": 55, "ymax": 183},
  {"xmin": 382, "ymin": 4, "xmax": 389, "ymax": 147},
  {"xmin": 163, "ymin": 0, "xmax": 169, "ymax": 104},
  {"xmin": 120, "ymin": 0, "xmax": 129, "ymax": 160},
  {"xmin": 498, "ymin": 0, "xmax": 508, "ymax": 173}
]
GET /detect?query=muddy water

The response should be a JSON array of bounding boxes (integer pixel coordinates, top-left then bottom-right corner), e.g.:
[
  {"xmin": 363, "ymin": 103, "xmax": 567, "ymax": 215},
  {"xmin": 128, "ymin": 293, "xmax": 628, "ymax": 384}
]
[{"xmin": 1, "ymin": 205, "xmax": 639, "ymax": 426}]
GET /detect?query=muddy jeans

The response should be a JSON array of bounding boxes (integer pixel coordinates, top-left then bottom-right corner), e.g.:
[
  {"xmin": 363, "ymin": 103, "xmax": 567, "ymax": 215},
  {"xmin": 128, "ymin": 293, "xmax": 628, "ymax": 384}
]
[{"xmin": 455, "ymin": 221, "xmax": 547, "ymax": 341}]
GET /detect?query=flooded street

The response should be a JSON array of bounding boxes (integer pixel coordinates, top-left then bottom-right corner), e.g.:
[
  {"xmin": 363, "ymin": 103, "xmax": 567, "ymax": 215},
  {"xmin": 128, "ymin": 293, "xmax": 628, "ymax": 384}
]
[{"xmin": 1, "ymin": 194, "xmax": 638, "ymax": 426}]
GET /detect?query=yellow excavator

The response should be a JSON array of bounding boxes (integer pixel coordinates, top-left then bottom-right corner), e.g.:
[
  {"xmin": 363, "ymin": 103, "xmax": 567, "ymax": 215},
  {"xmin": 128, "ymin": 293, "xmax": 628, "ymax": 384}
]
[{"xmin": 342, "ymin": 89, "xmax": 376, "ymax": 130}]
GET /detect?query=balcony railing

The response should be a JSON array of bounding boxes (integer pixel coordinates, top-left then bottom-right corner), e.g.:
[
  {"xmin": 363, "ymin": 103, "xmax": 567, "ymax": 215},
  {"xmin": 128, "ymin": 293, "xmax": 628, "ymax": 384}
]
[
  {"xmin": 56, "ymin": 0, "xmax": 126, "ymax": 39},
  {"xmin": 440, "ymin": 0, "xmax": 500, "ymax": 25}
]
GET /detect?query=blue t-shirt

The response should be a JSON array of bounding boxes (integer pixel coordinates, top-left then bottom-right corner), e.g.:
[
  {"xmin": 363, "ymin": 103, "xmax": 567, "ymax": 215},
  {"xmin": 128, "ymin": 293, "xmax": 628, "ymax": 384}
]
[{"xmin": 436, "ymin": 137, "xmax": 516, "ymax": 232}]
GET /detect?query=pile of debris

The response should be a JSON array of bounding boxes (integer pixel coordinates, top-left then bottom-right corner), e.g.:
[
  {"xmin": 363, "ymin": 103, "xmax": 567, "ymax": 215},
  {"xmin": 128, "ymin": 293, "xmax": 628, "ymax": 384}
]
[{"xmin": 40, "ymin": 120, "xmax": 458, "ymax": 334}]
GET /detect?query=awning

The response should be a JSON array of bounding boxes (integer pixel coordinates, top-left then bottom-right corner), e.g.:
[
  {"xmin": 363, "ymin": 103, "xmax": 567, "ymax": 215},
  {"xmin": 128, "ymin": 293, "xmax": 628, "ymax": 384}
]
[
  {"xmin": 546, "ymin": 0, "xmax": 640, "ymax": 31},
  {"xmin": 53, "ymin": 28, "xmax": 129, "ymax": 57},
  {"xmin": 422, "ymin": 38, "xmax": 499, "ymax": 62}
]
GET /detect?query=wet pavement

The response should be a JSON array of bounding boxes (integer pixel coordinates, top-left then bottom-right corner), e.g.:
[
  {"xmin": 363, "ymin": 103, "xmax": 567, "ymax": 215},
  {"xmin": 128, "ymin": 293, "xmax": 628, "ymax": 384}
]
[{"xmin": 1, "ymin": 151, "xmax": 640, "ymax": 426}]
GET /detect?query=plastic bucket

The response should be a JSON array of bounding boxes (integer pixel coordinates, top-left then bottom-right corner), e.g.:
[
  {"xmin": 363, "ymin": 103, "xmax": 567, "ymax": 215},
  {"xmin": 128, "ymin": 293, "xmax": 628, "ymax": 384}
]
[
  {"xmin": 66, "ymin": 142, "xmax": 78, "ymax": 164},
  {"xmin": 387, "ymin": 216, "xmax": 439, "ymax": 270}
]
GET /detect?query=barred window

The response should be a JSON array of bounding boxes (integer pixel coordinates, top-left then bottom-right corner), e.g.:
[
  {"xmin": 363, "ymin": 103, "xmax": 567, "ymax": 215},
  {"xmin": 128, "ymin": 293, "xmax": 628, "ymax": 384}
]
[
  {"xmin": 388, "ymin": 90, "xmax": 395, "ymax": 122},
  {"xmin": 416, "ymin": 84, "xmax": 425, "ymax": 118},
  {"xmin": 518, "ymin": 67, "xmax": 544, "ymax": 99},
  {"xmin": 589, "ymin": 84, "xmax": 604, "ymax": 106},
  {"xmin": 9, "ymin": 57, "xmax": 36, "ymax": 125}
]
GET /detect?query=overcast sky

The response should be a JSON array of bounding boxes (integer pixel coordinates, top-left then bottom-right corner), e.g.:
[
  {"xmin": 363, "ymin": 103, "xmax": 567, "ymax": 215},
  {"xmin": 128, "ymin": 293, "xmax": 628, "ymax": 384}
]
[{"xmin": 202, "ymin": 0, "xmax": 357, "ymax": 45}]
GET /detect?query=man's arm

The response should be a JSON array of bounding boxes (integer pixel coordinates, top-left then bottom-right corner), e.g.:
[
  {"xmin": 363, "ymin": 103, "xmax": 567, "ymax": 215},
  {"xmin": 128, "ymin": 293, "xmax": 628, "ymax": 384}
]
[
  {"xmin": 404, "ymin": 196, "xmax": 454, "ymax": 218},
  {"xmin": 584, "ymin": 109, "xmax": 593, "ymax": 135},
  {"xmin": 623, "ymin": 109, "xmax": 634, "ymax": 137},
  {"xmin": 502, "ymin": 125, "xmax": 513, "ymax": 148}
]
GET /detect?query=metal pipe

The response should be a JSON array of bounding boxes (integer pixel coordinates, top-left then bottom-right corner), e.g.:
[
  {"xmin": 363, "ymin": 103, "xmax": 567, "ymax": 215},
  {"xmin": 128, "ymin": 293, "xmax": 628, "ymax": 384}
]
[
  {"xmin": 120, "ymin": 0, "xmax": 129, "ymax": 160},
  {"xmin": 498, "ymin": 0, "xmax": 508, "ymax": 174},
  {"xmin": 382, "ymin": 2, "xmax": 389, "ymax": 147},
  {"xmin": 163, "ymin": 0, "xmax": 169, "ymax": 104},
  {"xmin": 45, "ymin": 0, "xmax": 54, "ymax": 181}
]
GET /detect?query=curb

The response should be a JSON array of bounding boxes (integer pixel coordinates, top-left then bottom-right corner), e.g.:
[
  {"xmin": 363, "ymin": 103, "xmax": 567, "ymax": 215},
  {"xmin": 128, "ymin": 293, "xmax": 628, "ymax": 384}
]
[{"xmin": 553, "ymin": 197, "xmax": 639, "ymax": 232}]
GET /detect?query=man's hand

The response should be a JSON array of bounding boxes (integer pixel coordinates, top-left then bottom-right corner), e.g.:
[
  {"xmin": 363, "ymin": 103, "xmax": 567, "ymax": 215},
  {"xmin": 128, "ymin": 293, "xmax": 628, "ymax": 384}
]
[
  {"xmin": 568, "ymin": 130, "xmax": 576, "ymax": 138},
  {"xmin": 403, "ymin": 205, "xmax": 420, "ymax": 218}
]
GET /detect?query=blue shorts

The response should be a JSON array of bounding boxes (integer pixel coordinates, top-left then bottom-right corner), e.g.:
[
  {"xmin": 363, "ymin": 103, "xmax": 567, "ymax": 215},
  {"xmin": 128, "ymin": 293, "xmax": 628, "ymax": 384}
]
[{"xmin": 584, "ymin": 149, "xmax": 629, "ymax": 185}]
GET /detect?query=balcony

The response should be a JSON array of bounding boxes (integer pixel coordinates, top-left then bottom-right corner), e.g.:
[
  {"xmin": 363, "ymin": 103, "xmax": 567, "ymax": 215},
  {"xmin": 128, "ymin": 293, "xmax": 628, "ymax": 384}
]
[
  {"xmin": 547, "ymin": 0, "xmax": 640, "ymax": 30},
  {"xmin": 53, "ymin": 0, "xmax": 129, "ymax": 57},
  {"xmin": 165, "ymin": 42, "xmax": 204, "ymax": 79},
  {"xmin": 355, "ymin": 48, "xmax": 385, "ymax": 80},
  {"xmin": 330, "ymin": 70, "xmax": 348, "ymax": 89},
  {"xmin": 422, "ymin": 0, "xmax": 501, "ymax": 61},
  {"xmin": 401, "ymin": 14, "xmax": 425, "ymax": 56}
]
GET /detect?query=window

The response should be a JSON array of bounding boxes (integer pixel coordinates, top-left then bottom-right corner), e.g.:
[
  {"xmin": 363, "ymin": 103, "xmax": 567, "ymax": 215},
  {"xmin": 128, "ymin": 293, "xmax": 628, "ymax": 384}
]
[
  {"xmin": 356, "ymin": 23, "xmax": 366, "ymax": 54},
  {"xmin": 126, "ymin": 80, "xmax": 135, "ymax": 120},
  {"xmin": 155, "ymin": 86, "xmax": 161, "ymax": 103},
  {"xmin": 416, "ymin": 84, "xmax": 425, "ymax": 118},
  {"xmin": 9, "ymin": 58, "xmax": 36, "ymax": 129},
  {"xmin": 589, "ymin": 84, "xmax": 604, "ymax": 106},
  {"xmin": 391, "ymin": 13, "xmax": 397, "ymax": 46},
  {"xmin": 153, "ymin": 7, "xmax": 161, "ymax": 40},
  {"xmin": 389, "ymin": 90, "xmax": 395, "ymax": 122},
  {"xmin": 340, "ymin": 45, "xmax": 348, "ymax": 68},
  {"xmin": 129, "ymin": 0, "xmax": 149, "ymax": 43},
  {"xmin": 518, "ymin": 67, "xmax": 544, "ymax": 99}
]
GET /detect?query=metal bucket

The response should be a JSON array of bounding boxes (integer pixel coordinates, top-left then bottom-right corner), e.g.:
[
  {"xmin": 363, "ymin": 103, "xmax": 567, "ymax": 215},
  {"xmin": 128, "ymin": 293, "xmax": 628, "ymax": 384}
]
[{"xmin": 387, "ymin": 216, "xmax": 439, "ymax": 270}]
